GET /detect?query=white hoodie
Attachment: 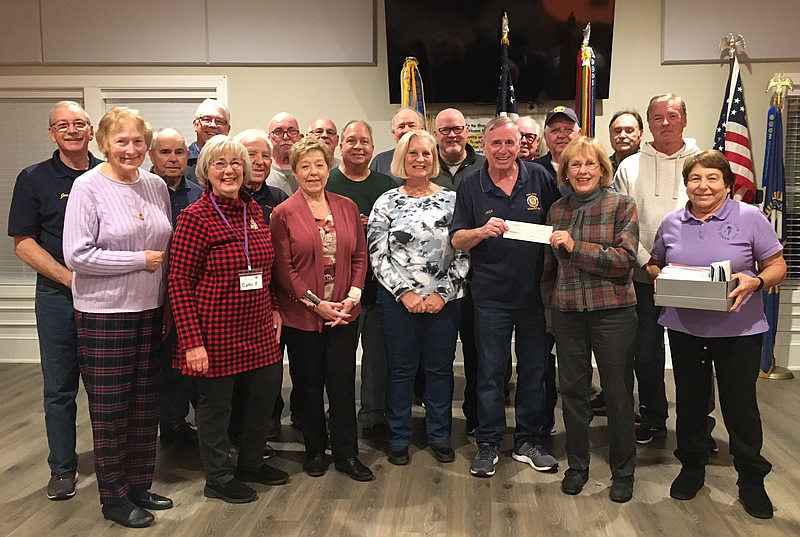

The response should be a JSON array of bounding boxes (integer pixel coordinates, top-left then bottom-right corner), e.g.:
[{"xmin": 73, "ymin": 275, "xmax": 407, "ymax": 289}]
[{"xmin": 613, "ymin": 138, "xmax": 702, "ymax": 283}]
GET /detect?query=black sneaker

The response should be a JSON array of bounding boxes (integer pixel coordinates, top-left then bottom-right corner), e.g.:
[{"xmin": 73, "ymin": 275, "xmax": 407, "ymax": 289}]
[
  {"xmin": 561, "ymin": 468, "xmax": 589, "ymax": 495},
  {"xmin": 590, "ymin": 391, "xmax": 606, "ymax": 415},
  {"xmin": 635, "ymin": 425, "xmax": 667, "ymax": 444},
  {"xmin": 362, "ymin": 422, "xmax": 390, "ymax": 443},
  {"xmin": 388, "ymin": 446, "xmax": 410, "ymax": 466},
  {"xmin": 204, "ymin": 478, "xmax": 257, "ymax": 503},
  {"xmin": 670, "ymin": 467, "xmax": 705, "ymax": 500},
  {"xmin": 266, "ymin": 416, "xmax": 281, "ymax": 440},
  {"xmin": 235, "ymin": 463, "xmax": 289, "ymax": 486},
  {"xmin": 610, "ymin": 475, "xmax": 634, "ymax": 503},
  {"xmin": 47, "ymin": 471, "xmax": 77, "ymax": 501},
  {"xmin": 431, "ymin": 443, "xmax": 455, "ymax": 463},
  {"xmin": 738, "ymin": 480, "xmax": 773, "ymax": 519}
]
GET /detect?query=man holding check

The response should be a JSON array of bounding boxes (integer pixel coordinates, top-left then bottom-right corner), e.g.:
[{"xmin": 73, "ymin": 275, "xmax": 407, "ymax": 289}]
[{"xmin": 451, "ymin": 116, "xmax": 561, "ymax": 477}]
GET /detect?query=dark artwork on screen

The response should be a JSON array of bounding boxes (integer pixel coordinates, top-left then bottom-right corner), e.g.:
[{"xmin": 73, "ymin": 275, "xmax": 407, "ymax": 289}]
[{"xmin": 384, "ymin": 0, "xmax": 615, "ymax": 105}]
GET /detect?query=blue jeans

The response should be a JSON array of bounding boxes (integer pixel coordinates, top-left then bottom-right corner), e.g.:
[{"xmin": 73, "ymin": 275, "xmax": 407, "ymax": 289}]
[
  {"xmin": 35, "ymin": 276, "xmax": 80, "ymax": 475},
  {"xmin": 358, "ymin": 303, "xmax": 388, "ymax": 428},
  {"xmin": 474, "ymin": 305, "xmax": 549, "ymax": 447},
  {"xmin": 377, "ymin": 287, "xmax": 462, "ymax": 446}
]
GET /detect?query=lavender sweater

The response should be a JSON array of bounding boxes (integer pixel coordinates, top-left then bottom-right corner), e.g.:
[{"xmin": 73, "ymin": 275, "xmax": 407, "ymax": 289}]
[{"xmin": 63, "ymin": 166, "xmax": 172, "ymax": 313}]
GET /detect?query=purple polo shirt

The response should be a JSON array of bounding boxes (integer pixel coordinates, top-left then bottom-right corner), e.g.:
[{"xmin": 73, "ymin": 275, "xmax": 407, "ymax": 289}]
[{"xmin": 650, "ymin": 197, "xmax": 782, "ymax": 338}]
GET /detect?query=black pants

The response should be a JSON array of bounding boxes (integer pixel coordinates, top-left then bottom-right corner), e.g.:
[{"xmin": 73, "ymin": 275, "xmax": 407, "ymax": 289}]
[
  {"xmin": 633, "ymin": 282, "xmax": 669, "ymax": 429},
  {"xmin": 283, "ymin": 321, "xmax": 360, "ymax": 462},
  {"xmin": 554, "ymin": 307, "xmax": 637, "ymax": 477},
  {"xmin": 668, "ymin": 330, "xmax": 771, "ymax": 479},
  {"xmin": 195, "ymin": 362, "xmax": 281, "ymax": 486}
]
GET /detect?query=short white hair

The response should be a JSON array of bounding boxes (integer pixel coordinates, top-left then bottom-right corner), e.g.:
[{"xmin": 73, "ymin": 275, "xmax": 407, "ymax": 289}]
[
  {"xmin": 233, "ymin": 128, "xmax": 273, "ymax": 150},
  {"xmin": 194, "ymin": 98, "xmax": 230, "ymax": 122},
  {"xmin": 150, "ymin": 127, "xmax": 187, "ymax": 150}
]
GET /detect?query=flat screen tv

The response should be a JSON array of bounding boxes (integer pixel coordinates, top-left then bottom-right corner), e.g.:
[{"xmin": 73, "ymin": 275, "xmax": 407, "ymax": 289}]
[{"xmin": 384, "ymin": 0, "xmax": 615, "ymax": 105}]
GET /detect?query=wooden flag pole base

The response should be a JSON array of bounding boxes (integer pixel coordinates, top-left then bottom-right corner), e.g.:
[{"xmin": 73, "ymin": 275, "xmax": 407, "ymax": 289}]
[{"xmin": 760, "ymin": 365, "xmax": 794, "ymax": 380}]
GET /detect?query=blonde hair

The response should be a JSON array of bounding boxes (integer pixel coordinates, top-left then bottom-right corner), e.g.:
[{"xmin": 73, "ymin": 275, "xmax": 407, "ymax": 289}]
[
  {"xmin": 95, "ymin": 107, "xmax": 152, "ymax": 158},
  {"xmin": 289, "ymin": 137, "xmax": 333, "ymax": 171},
  {"xmin": 557, "ymin": 137, "xmax": 613, "ymax": 188},
  {"xmin": 390, "ymin": 130, "xmax": 440, "ymax": 179}
]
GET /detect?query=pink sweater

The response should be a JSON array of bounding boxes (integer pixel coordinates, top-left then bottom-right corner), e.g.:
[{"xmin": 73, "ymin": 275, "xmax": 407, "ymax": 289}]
[{"xmin": 63, "ymin": 166, "xmax": 172, "ymax": 313}]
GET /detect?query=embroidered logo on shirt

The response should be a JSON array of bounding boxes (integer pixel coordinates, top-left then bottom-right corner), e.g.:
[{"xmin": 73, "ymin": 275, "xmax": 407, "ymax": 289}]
[
  {"xmin": 60, "ymin": 193, "xmax": 69, "ymax": 199},
  {"xmin": 526, "ymin": 193, "xmax": 540, "ymax": 210},
  {"xmin": 249, "ymin": 218, "xmax": 259, "ymax": 230},
  {"xmin": 485, "ymin": 209, "xmax": 493, "ymax": 215},
  {"xmin": 718, "ymin": 223, "xmax": 740, "ymax": 241}
]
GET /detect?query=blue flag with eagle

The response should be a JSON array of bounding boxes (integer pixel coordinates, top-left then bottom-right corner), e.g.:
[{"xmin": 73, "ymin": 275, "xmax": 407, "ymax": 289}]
[{"xmin": 760, "ymin": 105, "xmax": 786, "ymax": 375}]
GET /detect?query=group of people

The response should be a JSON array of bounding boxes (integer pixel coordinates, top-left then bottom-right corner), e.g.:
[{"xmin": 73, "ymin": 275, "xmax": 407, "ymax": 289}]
[{"xmin": 8, "ymin": 93, "xmax": 784, "ymax": 527}]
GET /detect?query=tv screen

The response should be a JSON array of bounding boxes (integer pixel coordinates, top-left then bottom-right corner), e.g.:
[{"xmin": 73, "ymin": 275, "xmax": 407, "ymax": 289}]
[{"xmin": 384, "ymin": 0, "xmax": 615, "ymax": 105}]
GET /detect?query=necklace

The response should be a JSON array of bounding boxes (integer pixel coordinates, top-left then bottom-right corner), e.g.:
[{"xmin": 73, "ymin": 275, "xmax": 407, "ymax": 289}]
[{"xmin": 403, "ymin": 183, "xmax": 433, "ymax": 197}]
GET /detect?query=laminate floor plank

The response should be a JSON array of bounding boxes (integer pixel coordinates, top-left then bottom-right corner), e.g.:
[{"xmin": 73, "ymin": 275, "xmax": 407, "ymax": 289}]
[{"xmin": 2, "ymin": 363, "xmax": 800, "ymax": 536}]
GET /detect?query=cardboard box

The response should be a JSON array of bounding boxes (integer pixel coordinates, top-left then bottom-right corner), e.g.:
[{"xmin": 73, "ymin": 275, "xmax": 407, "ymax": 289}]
[{"xmin": 654, "ymin": 278, "xmax": 738, "ymax": 312}]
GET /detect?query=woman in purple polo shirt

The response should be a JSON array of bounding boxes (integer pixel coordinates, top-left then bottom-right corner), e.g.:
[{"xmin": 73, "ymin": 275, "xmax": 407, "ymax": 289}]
[{"xmin": 647, "ymin": 150, "xmax": 786, "ymax": 519}]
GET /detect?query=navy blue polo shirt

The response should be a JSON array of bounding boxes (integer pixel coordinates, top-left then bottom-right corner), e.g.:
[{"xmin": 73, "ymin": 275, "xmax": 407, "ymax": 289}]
[
  {"xmin": 168, "ymin": 176, "xmax": 204, "ymax": 229},
  {"xmin": 450, "ymin": 159, "xmax": 561, "ymax": 309},
  {"xmin": 244, "ymin": 184, "xmax": 289, "ymax": 224},
  {"xmin": 8, "ymin": 149, "xmax": 103, "ymax": 266}
]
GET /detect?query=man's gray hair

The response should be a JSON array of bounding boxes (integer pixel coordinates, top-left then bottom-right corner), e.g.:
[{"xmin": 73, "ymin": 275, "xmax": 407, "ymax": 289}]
[
  {"xmin": 194, "ymin": 98, "xmax": 231, "ymax": 122},
  {"xmin": 342, "ymin": 120, "xmax": 374, "ymax": 138},
  {"xmin": 150, "ymin": 127, "xmax": 187, "ymax": 150},
  {"xmin": 49, "ymin": 101, "xmax": 89, "ymax": 126},
  {"xmin": 391, "ymin": 106, "xmax": 425, "ymax": 130},
  {"xmin": 483, "ymin": 115, "xmax": 518, "ymax": 137},
  {"xmin": 233, "ymin": 128, "xmax": 273, "ymax": 150}
]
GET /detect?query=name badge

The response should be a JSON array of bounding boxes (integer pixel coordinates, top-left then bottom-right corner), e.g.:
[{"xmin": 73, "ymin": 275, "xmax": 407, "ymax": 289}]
[{"xmin": 239, "ymin": 269, "xmax": 263, "ymax": 291}]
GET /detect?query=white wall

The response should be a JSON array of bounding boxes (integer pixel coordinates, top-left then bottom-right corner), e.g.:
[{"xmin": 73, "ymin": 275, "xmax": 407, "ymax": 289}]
[
  {"xmin": 2, "ymin": 0, "xmax": 799, "ymax": 367},
  {"xmin": 2, "ymin": 0, "xmax": 797, "ymax": 165}
]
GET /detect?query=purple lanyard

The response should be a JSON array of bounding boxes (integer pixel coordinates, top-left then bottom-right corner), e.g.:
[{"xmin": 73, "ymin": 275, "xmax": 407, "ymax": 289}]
[{"xmin": 209, "ymin": 193, "xmax": 252, "ymax": 270}]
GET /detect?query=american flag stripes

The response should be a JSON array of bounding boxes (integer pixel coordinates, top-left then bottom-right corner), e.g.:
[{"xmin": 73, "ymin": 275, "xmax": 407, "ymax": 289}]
[{"xmin": 713, "ymin": 56, "xmax": 756, "ymax": 203}]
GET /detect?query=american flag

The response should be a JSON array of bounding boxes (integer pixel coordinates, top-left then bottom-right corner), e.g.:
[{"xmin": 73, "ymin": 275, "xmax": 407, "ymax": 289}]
[
  {"xmin": 496, "ymin": 17, "xmax": 517, "ymax": 119},
  {"xmin": 713, "ymin": 56, "xmax": 755, "ymax": 203}
]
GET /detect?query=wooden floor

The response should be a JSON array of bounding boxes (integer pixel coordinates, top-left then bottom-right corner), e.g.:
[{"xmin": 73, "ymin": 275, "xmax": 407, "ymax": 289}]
[{"xmin": 2, "ymin": 363, "xmax": 800, "ymax": 537}]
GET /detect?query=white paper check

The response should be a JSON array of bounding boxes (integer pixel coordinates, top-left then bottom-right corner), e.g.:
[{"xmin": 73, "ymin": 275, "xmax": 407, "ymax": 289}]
[{"xmin": 503, "ymin": 220, "xmax": 553, "ymax": 244}]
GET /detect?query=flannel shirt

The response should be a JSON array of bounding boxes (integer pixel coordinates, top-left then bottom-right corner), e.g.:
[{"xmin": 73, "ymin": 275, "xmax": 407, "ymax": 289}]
[
  {"xmin": 541, "ymin": 190, "xmax": 638, "ymax": 314},
  {"xmin": 169, "ymin": 190, "xmax": 282, "ymax": 377}
]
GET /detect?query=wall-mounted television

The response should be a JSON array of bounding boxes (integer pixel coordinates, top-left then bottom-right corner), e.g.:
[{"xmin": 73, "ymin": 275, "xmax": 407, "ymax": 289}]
[{"xmin": 384, "ymin": 0, "xmax": 615, "ymax": 105}]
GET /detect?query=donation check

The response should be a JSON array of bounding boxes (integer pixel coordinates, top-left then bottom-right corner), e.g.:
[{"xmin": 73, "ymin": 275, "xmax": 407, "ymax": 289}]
[{"xmin": 503, "ymin": 220, "xmax": 553, "ymax": 244}]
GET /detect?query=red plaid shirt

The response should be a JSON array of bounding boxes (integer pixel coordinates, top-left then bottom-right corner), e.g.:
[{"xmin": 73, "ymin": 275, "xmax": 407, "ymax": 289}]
[
  {"xmin": 541, "ymin": 190, "xmax": 638, "ymax": 315},
  {"xmin": 169, "ymin": 190, "xmax": 282, "ymax": 377}
]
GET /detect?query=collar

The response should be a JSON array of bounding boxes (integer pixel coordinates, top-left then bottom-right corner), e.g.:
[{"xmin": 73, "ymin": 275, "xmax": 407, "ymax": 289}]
[
  {"xmin": 681, "ymin": 195, "xmax": 735, "ymax": 222},
  {"xmin": 479, "ymin": 158, "xmax": 527, "ymax": 195},
  {"xmin": 52, "ymin": 149, "xmax": 100, "ymax": 178}
]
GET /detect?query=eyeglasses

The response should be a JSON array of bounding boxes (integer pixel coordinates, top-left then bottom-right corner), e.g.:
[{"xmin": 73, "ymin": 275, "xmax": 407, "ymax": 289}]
[
  {"xmin": 437, "ymin": 125, "xmax": 466, "ymax": 135},
  {"xmin": 211, "ymin": 159, "xmax": 244, "ymax": 171},
  {"xmin": 310, "ymin": 128, "xmax": 337, "ymax": 137},
  {"xmin": 197, "ymin": 116, "xmax": 229, "ymax": 127},
  {"xmin": 271, "ymin": 128, "xmax": 300, "ymax": 138},
  {"xmin": 520, "ymin": 133, "xmax": 538, "ymax": 142},
  {"xmin": 568, "ymin": 160, "xmax": 600, "ymax": 171},
  {"xmin": 50, "ymin": 120, "xmax": 90, "ymax": 132}
]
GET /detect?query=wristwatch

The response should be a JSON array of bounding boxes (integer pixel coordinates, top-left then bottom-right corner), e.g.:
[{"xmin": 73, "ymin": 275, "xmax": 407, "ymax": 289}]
[
  {"xmin": 755, "ymin": 276, "xmax": 765, "ymax": 292},
  {"xmin": 302, "ymin": 290, "xmax": 321, "ymax": 307}
]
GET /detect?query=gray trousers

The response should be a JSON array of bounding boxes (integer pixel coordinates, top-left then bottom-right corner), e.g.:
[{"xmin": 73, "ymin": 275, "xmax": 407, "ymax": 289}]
[{"xmin": 553, "ymin": 306, "xmax": 637, "ymax": 478}]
